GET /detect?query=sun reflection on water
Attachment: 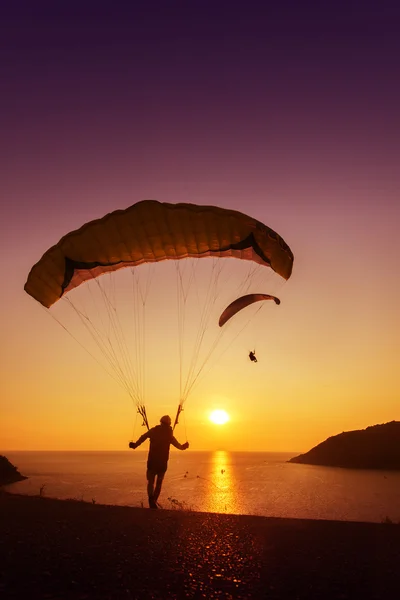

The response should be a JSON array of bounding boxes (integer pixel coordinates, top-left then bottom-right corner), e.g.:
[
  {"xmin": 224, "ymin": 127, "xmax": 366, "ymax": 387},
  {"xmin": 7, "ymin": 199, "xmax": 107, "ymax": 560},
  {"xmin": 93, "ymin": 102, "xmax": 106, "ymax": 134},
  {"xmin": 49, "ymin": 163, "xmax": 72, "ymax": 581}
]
[{"xmin": 202, "ymin": 451, "xmax": 239, "ymax": 514}]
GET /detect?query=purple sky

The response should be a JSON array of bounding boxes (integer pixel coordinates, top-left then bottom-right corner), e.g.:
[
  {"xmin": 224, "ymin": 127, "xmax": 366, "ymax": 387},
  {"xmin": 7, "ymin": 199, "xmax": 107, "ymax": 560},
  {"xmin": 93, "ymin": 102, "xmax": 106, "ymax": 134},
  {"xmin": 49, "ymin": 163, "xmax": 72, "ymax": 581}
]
[
  {"xmin": 2, "ymin": 2, "xmax": 400, "ymax": 220},
  {"xmin": 1, "ymin": 1, "xmax": 400, "ymax": 449},
  {"xmin": 2, "ymin": 1, "xmax": 400, "ymax": 272}
]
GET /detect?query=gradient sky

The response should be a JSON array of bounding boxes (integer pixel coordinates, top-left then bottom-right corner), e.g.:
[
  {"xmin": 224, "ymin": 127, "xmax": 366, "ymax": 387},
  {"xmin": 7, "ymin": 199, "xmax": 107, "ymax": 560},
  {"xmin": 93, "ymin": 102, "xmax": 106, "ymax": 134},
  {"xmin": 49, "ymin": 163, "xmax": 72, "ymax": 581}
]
[{"xmin": 1, "ymin": 1, "xmax": 400, "ymax": 451}]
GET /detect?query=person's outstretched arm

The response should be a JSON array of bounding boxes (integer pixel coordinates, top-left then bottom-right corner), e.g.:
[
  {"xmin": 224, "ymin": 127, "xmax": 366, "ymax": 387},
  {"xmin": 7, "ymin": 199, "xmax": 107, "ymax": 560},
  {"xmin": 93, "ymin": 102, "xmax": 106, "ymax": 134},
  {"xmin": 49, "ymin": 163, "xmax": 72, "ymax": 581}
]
[
  {"xmin": 129, "ymin": 429, "xmax": 151, "ymax": 449},
  {"xmin": 171, "ymin": 437, "xmax": 189, "ymax": 450}
]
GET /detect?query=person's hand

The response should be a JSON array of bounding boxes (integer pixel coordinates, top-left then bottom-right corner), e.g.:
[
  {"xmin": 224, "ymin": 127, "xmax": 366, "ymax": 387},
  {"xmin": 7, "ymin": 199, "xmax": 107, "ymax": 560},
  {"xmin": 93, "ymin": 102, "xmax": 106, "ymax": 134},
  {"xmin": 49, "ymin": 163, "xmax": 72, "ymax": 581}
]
[
  {"xmin": 182, "ymin": 442, "xmax": 189, "ymax": 450},
  {"xmin": 129, "ymin": 441, "xmax": 137, "ymax": 449}
]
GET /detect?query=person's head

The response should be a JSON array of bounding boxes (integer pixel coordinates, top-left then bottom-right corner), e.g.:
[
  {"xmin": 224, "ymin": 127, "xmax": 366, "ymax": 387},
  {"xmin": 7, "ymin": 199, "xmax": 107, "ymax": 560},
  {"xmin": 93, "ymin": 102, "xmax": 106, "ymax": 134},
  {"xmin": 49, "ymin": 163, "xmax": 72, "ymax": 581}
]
[{"xmin": 160, "ymin": 415, "xmax": 172, "ymax": 426}]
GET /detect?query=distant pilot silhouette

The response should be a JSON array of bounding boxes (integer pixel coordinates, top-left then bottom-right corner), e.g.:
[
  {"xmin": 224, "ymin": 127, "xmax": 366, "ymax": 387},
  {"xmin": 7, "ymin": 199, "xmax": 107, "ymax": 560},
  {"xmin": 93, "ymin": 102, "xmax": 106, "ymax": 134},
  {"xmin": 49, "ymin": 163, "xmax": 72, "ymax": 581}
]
[{"xmin": 249, "ymin": 350, "xmax": 257, "ymax": 363}]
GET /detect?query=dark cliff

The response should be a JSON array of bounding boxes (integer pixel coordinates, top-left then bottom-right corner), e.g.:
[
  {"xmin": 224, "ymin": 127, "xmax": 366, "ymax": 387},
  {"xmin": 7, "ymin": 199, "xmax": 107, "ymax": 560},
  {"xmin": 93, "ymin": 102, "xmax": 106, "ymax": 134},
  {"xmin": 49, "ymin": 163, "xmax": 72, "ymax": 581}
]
[
  {"xmin": 0, "ymin": 455, "xmax": 27, "ymax": 485},
  {"xmin": 288, "ymin": 421, "xmax": 400, "ymax": 469}
]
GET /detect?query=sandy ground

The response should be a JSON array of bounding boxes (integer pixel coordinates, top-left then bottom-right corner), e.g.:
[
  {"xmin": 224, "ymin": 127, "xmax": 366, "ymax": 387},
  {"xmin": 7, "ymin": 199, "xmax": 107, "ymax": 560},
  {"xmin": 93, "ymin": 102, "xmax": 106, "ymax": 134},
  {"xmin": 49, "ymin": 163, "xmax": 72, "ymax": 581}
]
[{"xmin": 0, "ymin": 491, "xmax": 399, "ymax": 599}]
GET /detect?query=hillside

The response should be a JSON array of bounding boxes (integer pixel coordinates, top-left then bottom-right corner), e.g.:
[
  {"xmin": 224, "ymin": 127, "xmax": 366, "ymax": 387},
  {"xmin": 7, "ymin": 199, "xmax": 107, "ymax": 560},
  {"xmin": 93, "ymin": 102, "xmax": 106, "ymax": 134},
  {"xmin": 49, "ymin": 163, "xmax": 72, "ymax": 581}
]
[
  {"xmin": 0, "ymin": 455, "xmax": 27, "ymax": 485},
  {"xmin": 288, "ymin": 421, "xmax": 400, "ymax": 469}
]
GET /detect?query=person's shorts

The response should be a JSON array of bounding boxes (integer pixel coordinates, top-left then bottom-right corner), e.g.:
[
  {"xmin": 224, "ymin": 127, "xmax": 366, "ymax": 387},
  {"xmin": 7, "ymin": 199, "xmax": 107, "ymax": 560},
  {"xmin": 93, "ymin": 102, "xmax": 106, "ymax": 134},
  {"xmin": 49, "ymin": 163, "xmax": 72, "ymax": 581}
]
[{"xmin": 146, "ymin": 462, "xmax": 167, "ymax": 477}]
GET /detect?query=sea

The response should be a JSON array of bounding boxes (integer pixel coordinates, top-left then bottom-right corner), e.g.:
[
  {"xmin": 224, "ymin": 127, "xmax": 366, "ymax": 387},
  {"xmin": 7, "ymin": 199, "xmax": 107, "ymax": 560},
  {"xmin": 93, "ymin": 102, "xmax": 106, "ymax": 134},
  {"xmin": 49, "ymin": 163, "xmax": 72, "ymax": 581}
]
[{"xmin": 3, "ymin": 451, "xmax": 400, "ymax": 524}]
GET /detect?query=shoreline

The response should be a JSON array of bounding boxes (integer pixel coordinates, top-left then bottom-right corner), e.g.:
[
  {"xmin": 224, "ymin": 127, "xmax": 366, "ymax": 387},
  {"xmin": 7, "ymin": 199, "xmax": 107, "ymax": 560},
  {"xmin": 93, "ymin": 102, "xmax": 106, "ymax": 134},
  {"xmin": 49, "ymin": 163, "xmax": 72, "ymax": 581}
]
[{"xmin": 1, "ymin": 490, "xmax": 399, "ymax": 599}]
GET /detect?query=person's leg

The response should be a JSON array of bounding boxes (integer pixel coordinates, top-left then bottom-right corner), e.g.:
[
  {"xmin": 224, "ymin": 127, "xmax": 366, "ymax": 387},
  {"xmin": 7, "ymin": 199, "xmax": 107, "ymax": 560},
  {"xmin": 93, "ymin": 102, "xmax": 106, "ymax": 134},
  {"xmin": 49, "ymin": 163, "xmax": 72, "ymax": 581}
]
[
  {"xmin": 153, "ymin": 472, "xmax": 165, "ymax": 503},
  {"xmin": 146, "ymin": 470, "xmax": 156, "ymax": 507}
]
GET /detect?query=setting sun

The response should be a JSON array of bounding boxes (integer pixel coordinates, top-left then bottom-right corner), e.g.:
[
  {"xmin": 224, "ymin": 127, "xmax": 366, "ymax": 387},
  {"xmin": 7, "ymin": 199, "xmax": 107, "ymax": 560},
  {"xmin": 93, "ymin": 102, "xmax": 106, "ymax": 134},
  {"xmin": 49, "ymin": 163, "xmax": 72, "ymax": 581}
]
[{"xmin": 209, "ymin": 409, "xmax": 230, "ymax": 425}]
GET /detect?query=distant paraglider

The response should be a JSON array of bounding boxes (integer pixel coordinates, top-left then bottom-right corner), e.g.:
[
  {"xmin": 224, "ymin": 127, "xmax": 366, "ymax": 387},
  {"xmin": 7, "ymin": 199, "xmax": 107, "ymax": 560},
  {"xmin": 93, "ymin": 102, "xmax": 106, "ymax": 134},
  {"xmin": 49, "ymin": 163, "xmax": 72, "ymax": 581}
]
[
  {"xmin": 218, "ymin": 293, "xmax": 281, "ymax": 327},
  {"xmin": 249, "ymin": 350, "xmax": 258, "ymax": 363}
]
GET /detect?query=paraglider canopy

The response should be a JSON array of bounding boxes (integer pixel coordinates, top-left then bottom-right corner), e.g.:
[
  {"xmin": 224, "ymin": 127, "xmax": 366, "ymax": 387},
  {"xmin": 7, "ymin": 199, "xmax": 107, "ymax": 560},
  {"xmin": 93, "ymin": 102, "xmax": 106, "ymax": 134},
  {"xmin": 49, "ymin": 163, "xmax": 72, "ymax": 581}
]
[
  {"xmin": 24, "ymin": 200, "xmax": 293, "ymax": 308},
  {"xmin": 24, "ymin": 200, "xmax": 293, "ymax": 432},
  {"xmin": 219, "ymin": 293, "xmax": 281, "ymax": 327}
]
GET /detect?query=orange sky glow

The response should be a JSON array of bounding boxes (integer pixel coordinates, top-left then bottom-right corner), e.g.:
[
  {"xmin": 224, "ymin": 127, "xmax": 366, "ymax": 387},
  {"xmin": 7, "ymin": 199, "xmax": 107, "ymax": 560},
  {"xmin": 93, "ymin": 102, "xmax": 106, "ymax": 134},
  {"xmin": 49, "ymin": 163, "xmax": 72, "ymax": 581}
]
[{"xmin": 1, "ymin": 201, "xmax": 399, "ymax": 452}]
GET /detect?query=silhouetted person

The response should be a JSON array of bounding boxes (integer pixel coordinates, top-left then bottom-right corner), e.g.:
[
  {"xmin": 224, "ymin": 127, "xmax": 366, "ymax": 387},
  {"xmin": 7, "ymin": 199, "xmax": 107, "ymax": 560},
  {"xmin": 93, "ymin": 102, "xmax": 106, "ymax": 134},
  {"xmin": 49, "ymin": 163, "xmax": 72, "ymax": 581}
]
[
  {"xmin": 249, "ymin": 350, "xmax": 257, "ymax": 362},
  {"xmin": 129, "ymin": 415, "xmax": 189, "ymax": 508}
]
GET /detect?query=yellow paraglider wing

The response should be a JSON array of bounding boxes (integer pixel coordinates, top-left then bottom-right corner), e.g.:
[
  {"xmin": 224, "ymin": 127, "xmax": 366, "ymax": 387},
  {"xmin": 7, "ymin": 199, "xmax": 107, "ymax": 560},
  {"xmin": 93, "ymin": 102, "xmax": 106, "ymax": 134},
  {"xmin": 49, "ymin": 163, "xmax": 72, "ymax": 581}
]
[
  {"xmin": 219, "ymin": 293, "xmax": 281, "ymax": 327},
  {"xmin": 24, "ymin": 200, "xmax": 294, "ymax": 308}
]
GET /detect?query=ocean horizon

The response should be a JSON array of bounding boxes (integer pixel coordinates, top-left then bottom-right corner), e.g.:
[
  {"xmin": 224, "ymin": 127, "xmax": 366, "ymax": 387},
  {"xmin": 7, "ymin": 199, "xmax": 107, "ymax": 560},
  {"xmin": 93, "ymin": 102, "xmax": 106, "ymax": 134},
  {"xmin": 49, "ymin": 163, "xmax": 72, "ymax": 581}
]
[{"xmin": 4, "ymin": 450, "xmax": 400, "ymax": 524}]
